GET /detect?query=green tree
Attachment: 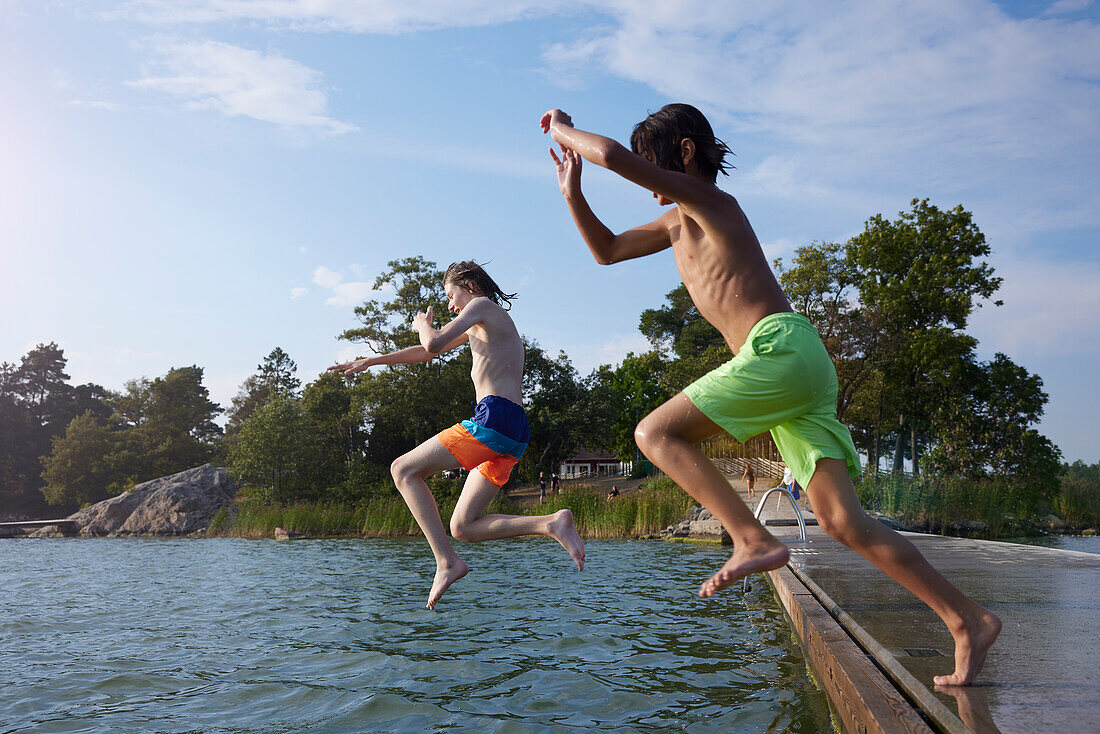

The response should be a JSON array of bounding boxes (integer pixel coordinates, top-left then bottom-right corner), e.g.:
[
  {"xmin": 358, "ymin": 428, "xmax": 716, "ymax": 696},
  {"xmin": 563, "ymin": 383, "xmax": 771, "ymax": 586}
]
[
  {"xmin": 0, "ymin": 362, "xmax": 40, "ymax": 514},
  {"xmin": 520, "ymin": 343, "xmax": 607, "ymax": 478},
  {"xmin": 587, "ymin": 351, "xmax": 673, "ymax": 461},
  {"xmin": 341, "ymin": 256, "xmax": 450, "ymax": 352},
  {"xmin": 40, "ymin": 412, "xmax": 119, "ymax": 507},
  {"xmin": 639, "ymin": 284, "xmax": 728, "ymax": 386},
  {"xmin": 40, "ymin": 365, "xmax": 223, "ymax": 506},
  {"xmin": 0, "ymin": 345, "xmax": 109, "ymax": 515},
  {"xmin": 259, "ymin": 347, "xmax": 301, "ymax": 396},
  {"xmin": 1063, "ymin": 460, "xmax": 1100, "ymax": 483},
  {"xmin": 927, "ymin": 353, "xmax": 1062, "ymax": 508},
  {"xmin": 133, "ymin": 366, "xmax": 223, "ymax": 479},
  {"xmin": 846, "ymin": 199, "xmax": 1002, "ymax": 474},
  {"xmin": 229, "ymin": 395, "xmax": 322, "ymax": 503},
  {"xmin": 223, "ymin": 347, "xmax": 302, "ymax": 457}
]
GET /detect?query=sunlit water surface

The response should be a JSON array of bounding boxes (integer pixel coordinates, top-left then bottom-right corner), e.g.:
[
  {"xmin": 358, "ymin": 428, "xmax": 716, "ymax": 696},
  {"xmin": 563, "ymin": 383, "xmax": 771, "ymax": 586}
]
[{"xmin": 2, "ymin": 538, "xmax": 831, "ymax": 733}]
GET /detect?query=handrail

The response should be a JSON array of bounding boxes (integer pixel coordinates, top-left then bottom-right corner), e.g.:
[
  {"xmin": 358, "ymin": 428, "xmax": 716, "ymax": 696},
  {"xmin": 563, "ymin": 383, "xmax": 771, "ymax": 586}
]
[{"xmin": 752, "ymin": 487, "xmax": 807, "ymax": 541}]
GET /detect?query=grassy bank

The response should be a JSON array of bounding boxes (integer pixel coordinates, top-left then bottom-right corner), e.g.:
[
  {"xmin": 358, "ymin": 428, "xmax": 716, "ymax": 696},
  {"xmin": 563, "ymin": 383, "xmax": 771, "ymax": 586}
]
[
  {"xmin": 208, "ymin": 477, "xmax": 693, "ymax": 539},
  {"xmin": 856, "ymin": 473, "xmax": 1100, "ymax": 536}
]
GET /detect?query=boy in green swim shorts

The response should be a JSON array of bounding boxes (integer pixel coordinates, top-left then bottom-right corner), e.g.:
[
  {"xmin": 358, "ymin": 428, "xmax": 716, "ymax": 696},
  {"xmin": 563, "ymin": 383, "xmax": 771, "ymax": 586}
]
[{"xmin": 542, "ymin": 103, "xmax": 1001, "ymax": 686}]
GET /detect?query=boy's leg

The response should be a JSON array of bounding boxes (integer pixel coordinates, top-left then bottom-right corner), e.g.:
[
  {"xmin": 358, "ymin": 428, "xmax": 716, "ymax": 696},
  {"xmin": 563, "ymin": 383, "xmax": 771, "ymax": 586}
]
[
  {"xmin": 389, "ymin": 437, "xmax": 468, "ymax": 609},
  {"xmin": 449, "ymin": 470, "xmax": 585, "ymax": 571},
  {"xmin": 634, "ymin": 393, "xmax": 790, "ymax": 596},
  {"xmin": 806, "ymin": 458, "xmax": 1001, "ymax": 686}
]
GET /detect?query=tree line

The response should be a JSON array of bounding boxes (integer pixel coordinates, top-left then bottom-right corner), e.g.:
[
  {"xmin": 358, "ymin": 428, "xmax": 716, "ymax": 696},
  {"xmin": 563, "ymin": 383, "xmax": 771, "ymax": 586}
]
[{"xmin": 0, "ymin": 200, "xmax": 1083, "ymax": 518}]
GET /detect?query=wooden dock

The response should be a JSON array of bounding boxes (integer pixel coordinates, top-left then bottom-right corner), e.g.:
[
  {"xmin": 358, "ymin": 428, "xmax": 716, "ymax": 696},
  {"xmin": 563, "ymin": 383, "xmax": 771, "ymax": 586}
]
[
  {"xmin": 760, "ymin": 522, "xmax": 1100, "ymax": 733},
  {"xmin": 727, "ymin": 477, "xmax": 1099, "ymax": 733},
  {"xmin": 0, "ymin": 519, "xmax": 78, "ymax": 537}
]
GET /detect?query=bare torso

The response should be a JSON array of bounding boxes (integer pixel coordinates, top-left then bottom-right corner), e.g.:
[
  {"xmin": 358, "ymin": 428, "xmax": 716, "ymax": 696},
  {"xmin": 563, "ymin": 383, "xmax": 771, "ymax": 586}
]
[
  {"xmin": 464, "ymin": 300, "xmax": 525, "ymax": 405},
  {"xmin": 663, "ymin": 192, "xmax": 791, "ymax": 354}
]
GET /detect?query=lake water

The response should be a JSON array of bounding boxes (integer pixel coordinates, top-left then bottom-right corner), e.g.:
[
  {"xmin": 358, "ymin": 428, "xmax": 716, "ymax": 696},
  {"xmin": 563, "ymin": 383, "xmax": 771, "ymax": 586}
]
[
  {"xmin": 998, "ymin": 534, "xmax": 1100, "ymax": 555},
  {"xmin": 1, "ymin": 538, "xmax": 831, "ymax": 733}
]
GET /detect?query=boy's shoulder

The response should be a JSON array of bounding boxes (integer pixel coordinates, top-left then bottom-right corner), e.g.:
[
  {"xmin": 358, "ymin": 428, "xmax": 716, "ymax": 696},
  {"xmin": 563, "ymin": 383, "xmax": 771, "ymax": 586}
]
[{"xmin": 463, "ymin": 296, "xmax": 513, "ymax": 325}]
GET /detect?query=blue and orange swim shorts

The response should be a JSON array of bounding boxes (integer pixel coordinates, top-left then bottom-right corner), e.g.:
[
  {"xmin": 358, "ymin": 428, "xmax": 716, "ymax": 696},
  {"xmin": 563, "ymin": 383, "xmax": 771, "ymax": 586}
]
[{"xmin": 437, "ymin": 395, "xmax": 530, "ymax": 487}]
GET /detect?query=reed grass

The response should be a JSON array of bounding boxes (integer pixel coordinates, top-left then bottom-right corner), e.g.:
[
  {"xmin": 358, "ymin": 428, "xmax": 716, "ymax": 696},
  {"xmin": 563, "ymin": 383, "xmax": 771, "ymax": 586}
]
[
  {"xmin": 518, "ymin": 477, "xmax": 694, "ymax": 538},
  {"xmin": 1054, "ymin": 478, "xmax": 1100, "ymax": 527},
  {"xmin": 853, "ymin": 472, "xmax": 1094, "ymax": 535},
  {"xmin": 209, "ymin": 477, "xmax": 693, "ymax": 539}
]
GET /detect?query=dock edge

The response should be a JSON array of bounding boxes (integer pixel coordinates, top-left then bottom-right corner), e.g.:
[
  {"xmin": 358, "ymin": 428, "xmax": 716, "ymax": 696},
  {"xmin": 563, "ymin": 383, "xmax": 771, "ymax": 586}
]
[{"xmin": 765, "ymin": 563, "xmax": 970, "ymax": 734}]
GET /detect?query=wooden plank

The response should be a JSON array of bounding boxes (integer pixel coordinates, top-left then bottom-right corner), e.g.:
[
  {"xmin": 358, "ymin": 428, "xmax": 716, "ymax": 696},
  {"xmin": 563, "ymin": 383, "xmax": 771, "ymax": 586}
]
[
  {"xmin": 0, "ymin": 520, "xmax": 78, "ymax": 529},
  {"xmin": 787, "ymin": 566, "xmax": 971, "ymax": 734},
  {"xmin": 767, "ymin": 566, "xmax": 934, "ymax": 734}
]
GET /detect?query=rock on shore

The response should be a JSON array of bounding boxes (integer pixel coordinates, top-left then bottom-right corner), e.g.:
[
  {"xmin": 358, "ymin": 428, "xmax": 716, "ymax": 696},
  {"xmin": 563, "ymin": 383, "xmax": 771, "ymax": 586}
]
[
  {"xmin": 660, "ymin": 506, "xmax": 733, "ymax": 544},
  {"xmin": 57, "ymin": 465, "xmax": 235, "ymax": 537}
]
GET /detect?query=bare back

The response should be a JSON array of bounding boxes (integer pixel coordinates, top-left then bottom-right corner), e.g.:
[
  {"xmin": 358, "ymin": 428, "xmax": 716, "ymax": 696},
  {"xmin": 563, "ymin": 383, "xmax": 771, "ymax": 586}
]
[
  {"xmin": 463, "ymin": 299, "xmax": 525, "ymax": 404},
  {"xmin": 664, "ymin": 192, "xmax": 791, "ymax": 354}
]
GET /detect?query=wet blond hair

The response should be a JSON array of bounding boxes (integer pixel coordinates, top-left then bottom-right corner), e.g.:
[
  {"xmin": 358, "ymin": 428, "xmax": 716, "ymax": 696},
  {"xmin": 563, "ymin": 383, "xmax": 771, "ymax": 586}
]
[{"xmin": 444, "ymin": 261, "xmax": 517, "ymax": 309}]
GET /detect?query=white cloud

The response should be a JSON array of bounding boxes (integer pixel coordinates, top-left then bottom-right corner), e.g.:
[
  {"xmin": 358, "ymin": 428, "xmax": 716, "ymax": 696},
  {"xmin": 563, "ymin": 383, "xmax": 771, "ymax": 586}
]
[
  {"xmin": 597, "ymin": 332, "xmax": 651, "ymax": 363},
  {"xmin": 118, "ymin": 2, "xmax": 1100, "ymax": 219},
  {"xmin": 121, "ymin": 0, "xmax": 579, "ymax": 33},
  {"xmin": 128, "ymin": 40, "xmax": 357, "ymax": 134},
  {"xmin": 325, "ymin": 281, "xmax": 373, "ymax": 307},
  {"xmin": 298, "ymin": 246, "xmax": 308, "ymax": 254},
  {"xmin": 759, "ymin": 236, "xmax": 798, "ymax": 263},
  {"xmin": 311, "ymin": 265, "xmax": 343, "ymax": 288},
  {"xmin": 308, "ymin": 265, "xmax": 372, "ymax": 306},
  {"xmin": 1045, "ymin": 0, "xmax": 1092, "ymax": 15},
  {"xmin": 70, "ymin": 100, "xmax": 121, "ymax": 110},
  {"xmin": 543, "ymin": 2, "xmax": 1100, "ymax": 236},
  {"xmin": 333, "ymin": 344, "xmax": 362, "ymax": 364},
  {"xmin": 290, "ymin": 286, "xmax": 307, "ymax": 299}
]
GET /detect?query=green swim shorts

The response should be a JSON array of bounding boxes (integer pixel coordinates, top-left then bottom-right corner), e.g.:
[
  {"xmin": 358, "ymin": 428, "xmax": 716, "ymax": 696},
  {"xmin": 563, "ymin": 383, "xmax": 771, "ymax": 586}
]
[{"xmin": 683, "ymin": 312, "xmax": 861, "ymax": 489}]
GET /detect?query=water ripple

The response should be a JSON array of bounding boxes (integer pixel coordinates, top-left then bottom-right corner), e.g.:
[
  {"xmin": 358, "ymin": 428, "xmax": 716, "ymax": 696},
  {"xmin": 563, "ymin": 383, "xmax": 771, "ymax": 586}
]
[{"xmin": 1, "ymin": 538, "xmax": 830, "ymax": 732}]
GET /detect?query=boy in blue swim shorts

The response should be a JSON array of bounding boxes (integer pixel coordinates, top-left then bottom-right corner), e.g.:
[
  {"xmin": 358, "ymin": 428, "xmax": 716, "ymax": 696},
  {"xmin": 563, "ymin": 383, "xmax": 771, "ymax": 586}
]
[
  {"xmin": 437, "ymin": 395, "xmax": 530, "ymax": 488},
  {"xmin": 543, "ymin": 103, "xmax": 1000, "ymax": 685},
  {"xmin": 331, "ymin": 262, "xmax": 584, "ymax": 610}
]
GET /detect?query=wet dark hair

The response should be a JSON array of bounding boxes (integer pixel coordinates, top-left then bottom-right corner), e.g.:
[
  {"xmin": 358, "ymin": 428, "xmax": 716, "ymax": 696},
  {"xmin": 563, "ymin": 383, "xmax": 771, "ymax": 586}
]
[
  {"xmin": 444, "ymin": 261, "xmax": 517, "ymax": 310},
  {"xmin": 630, "ymin": 103, "xmax": 734, "ymax": 182}
]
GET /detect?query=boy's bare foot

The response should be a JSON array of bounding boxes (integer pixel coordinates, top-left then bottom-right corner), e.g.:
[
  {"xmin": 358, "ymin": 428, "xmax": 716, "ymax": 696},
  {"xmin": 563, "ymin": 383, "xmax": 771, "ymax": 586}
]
[
  {"xmin": 426, "ymin": 558, "xmax": 469, "ymax": 610},
  {"xmin": 548, "ymin": 509, "xmax": 585, "ymax": 571},
  {"xmin": 700, "ymin": 539, "xmax": 789, "ymax": 597},
  {"xmin": 933, "ymin": 610, "xmax": 1002, "ymax": 686}
]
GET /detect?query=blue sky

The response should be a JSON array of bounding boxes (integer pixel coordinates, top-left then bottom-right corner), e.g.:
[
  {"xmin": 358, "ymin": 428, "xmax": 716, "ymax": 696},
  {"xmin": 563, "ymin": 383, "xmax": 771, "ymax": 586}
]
[{"xmin": 1, "ymin": 1, "xmax": 1097, "ymax": 462}]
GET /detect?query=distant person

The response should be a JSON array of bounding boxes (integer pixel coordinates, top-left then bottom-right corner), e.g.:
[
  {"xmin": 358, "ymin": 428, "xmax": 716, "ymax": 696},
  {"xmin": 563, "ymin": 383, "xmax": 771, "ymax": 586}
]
[
  {"xmin": 330, "ymin": 261, "xmax": 584, "ymax": 609},
  {"xmin": 550, "ymin": 472, "xmax": 560, "ymax": 494},
  {"xmin": 606, "ymin": 485, "xmax": 620, "ymax": 500},
  {"xmin": 539, "ymin": 471, "xmax": 547, "ymax": 503},
  {"xmin": 741, "ymin": 464, "xmax": 756, "ymax": 499},
  {"xmin": 778, "ymin": 463, "xmax": 801, "ymax": 511},
  {"xmin": 542, "ymin": 103, "xmax": 999, "ymax": 685}
]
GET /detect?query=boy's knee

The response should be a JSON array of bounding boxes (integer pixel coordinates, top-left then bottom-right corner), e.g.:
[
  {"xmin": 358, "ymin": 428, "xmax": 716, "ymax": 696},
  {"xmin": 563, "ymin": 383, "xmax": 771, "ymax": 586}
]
[
  {"xmin": 634, "ymin": 419, "xmax": 662, "ymax": 452},
  {"xmin": 818, "ymin": 510, "xmax": 869, "ymax": 548},
  {"xmin": 390, "ymin": 455, "xmax": 412, "ymax": 484},
  {"xmin": 449, "ymin": 515, "xmax": 472, "ymax": 542}
]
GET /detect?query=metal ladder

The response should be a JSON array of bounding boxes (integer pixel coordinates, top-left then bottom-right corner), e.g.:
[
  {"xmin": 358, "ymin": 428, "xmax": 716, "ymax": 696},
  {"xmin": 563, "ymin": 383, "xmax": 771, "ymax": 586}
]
[
  {"xmin": 752, "ymin": 486, "xmax": 807, "ymax": 541},
  {"xmin": 744, "ymin": 486, "xmax": 807, "ymax": 592}
]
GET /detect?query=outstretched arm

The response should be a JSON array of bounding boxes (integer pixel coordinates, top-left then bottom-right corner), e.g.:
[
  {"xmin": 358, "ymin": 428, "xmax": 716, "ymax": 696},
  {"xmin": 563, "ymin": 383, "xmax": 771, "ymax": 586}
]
[
  {"xmin": 541, "ymin": 108, "xmax": 720, "ymax": 211},
  {"xmin": 549, "ymin": 145, "xmax": 673, "ymax": 265},
  {"xmin": 329, "ymin": 309, "xmax": 469, "ymax": 374},
  {"xmin": 329, "ymin": 346, "xmax": 436, "ymax": 374}
]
